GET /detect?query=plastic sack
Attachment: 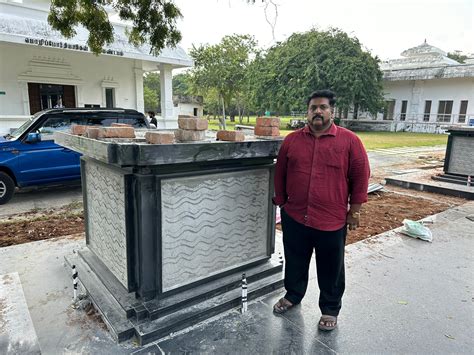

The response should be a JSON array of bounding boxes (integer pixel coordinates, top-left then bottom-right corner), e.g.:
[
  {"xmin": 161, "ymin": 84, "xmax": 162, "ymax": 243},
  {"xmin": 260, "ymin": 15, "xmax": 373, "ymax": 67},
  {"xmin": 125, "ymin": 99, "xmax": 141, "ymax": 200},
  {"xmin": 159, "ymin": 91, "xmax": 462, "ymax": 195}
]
[{"xmin": 400, "ymin": 219, "xmax": 433, "ymax": 242}]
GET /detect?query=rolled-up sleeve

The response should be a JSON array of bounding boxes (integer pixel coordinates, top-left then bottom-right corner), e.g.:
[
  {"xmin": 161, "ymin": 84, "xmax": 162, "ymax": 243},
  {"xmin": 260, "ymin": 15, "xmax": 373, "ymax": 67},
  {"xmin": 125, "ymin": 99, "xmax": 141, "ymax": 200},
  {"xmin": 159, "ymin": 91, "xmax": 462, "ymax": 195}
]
[
  {"xmin": 273, "ymin": 137, "xmax": 289, "ymax": 206},
  {"xmin": 348, "ymin": 136, "xmax": 370, "ymax": 204}
]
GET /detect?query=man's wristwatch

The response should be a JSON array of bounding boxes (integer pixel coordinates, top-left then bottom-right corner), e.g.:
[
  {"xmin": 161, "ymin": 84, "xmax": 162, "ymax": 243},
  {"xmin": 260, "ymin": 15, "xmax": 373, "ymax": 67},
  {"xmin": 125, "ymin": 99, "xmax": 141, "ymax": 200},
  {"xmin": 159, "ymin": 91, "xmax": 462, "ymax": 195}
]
[{"xmin": 350, "ymin": 211, "xmax": 360, "ymax": 219}]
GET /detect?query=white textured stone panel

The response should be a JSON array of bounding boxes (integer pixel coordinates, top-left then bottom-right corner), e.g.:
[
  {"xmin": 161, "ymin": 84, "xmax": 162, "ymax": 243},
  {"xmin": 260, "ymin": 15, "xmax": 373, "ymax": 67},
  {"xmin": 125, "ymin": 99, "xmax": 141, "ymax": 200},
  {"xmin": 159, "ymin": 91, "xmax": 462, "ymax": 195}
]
[
  {"xmin": 449, "ymin": 137, "xmax": 474, "ymax": 175},
  {"xmin": 85, "ymin": 161, "xmax": 128, "ymax": 288},
  {"xmin": 161, "ymin": 169, "xmax": 270, "ymax": 291}
]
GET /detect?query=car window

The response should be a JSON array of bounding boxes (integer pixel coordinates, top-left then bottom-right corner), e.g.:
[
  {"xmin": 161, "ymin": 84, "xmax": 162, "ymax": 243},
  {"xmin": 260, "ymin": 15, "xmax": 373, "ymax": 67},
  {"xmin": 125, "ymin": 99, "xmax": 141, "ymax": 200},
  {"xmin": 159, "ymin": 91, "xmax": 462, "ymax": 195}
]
[
  {"xmin": 10, "ymin": 112, "xmax": 41, "ymax": 139},
  {"xmin": 76, "ymin": 112, "xmax": 148, "ymax": 128},
  {"xmin": 34, "ymin": 112, "xmax": 148, "ymax": 138},
  {"xmin": 38, "ymin": 115, "xmax": 73, "ymax": 138},
  {"xmin": 117, "ymin": 114, "xmax": 148, "ymax": 128}
]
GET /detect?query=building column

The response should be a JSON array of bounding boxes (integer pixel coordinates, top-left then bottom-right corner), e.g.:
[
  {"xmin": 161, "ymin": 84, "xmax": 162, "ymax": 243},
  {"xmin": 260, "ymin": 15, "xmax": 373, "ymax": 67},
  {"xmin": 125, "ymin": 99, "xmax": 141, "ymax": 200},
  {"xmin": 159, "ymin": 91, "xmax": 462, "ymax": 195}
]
[
  {"xmin": 409, "ymin": 80, "xmax": 424, "ymax": 122},
  {"xmin": 19, "ymin": 81, "xmax": 30, "ymax": 115},
  {"xmin": 160, "ymin": 64, "xmax": 177, "ymax": 129},
  {"xmin": 76, "ymin": 85, "xmax": 84, "ymax": 108},
  {"xmin": 134, "ymin": 67, "xmax": 145, "ymax": 113}
]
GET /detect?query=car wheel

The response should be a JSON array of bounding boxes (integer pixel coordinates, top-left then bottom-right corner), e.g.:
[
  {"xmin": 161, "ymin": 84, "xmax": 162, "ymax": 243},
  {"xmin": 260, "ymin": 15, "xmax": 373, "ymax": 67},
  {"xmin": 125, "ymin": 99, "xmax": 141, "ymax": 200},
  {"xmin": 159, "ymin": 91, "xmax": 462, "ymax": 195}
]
[{"xmin": 0, "ymin": 172, "xmax": 15, "ymax": 205}]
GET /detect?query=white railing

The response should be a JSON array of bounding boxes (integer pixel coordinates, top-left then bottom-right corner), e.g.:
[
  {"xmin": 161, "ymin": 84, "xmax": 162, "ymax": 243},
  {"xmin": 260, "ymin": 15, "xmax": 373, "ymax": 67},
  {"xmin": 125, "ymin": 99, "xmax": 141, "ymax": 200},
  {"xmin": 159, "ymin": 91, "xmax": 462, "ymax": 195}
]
[{"xmin": 390, "ymin": 113, "xmax": 474, "ymax": 124}]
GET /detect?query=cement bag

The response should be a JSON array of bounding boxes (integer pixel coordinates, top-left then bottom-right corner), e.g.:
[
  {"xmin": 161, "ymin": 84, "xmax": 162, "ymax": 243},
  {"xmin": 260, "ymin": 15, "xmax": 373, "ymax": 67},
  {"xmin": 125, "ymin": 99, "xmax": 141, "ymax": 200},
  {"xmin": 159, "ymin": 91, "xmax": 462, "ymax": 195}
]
[{"xmin": 400, "ymin": 219, "xmax": 433, "ymax": 242}]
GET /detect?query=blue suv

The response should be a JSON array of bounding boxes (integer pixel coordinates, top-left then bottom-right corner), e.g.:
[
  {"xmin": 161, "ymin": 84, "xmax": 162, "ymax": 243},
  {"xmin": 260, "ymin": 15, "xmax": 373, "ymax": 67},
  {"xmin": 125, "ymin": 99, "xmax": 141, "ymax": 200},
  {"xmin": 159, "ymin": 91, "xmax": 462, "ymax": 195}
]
[{"xmin": 0, "ymin": 108, "xmax": 150, "ymax": 204}]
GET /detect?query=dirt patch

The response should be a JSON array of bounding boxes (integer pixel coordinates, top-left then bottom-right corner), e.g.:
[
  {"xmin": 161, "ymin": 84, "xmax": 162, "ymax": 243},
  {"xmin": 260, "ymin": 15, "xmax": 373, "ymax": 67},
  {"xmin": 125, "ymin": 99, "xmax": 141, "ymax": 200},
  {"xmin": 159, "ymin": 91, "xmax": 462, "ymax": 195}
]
[
  {"xmin": 345, "ymin": 190, "xmax": 463, "ymax": 244},
  {"xmin": 276, "ymin": 190, "xmax": 466, "ymax": 245},
  {"xmin": 0, "ymin": 212, "xmax": 84, "ymax": 247}
]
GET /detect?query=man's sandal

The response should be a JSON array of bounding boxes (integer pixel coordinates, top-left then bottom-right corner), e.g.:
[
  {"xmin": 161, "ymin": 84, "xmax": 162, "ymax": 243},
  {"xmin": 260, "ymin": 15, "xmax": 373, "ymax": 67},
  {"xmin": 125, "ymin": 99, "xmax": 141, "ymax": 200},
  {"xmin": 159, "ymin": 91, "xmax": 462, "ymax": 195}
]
[
  {"xmin": 318, "ymin": 315, "xmax": 337, "ymax": 331},
  {"xmin": 273, "ymin": 298, "xmax": 294, "ymax": 314}
]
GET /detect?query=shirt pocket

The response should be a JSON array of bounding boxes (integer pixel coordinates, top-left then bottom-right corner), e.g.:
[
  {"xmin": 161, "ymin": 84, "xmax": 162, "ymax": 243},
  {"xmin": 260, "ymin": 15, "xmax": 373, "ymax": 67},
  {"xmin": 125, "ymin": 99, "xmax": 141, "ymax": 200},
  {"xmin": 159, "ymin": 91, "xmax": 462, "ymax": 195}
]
[{"xmin": 325, "ymin": 147, "xmax": 345, "ymax": 169}]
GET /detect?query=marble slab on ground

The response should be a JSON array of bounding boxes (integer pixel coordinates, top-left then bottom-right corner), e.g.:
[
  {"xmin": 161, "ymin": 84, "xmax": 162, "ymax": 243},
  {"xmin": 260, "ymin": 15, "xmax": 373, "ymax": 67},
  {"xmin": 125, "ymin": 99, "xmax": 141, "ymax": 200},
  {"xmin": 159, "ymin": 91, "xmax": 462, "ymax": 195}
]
[
  {"xmin": 385, "ymin": 169, "xmax": 474, "ymax": 194},
  {"xmin": 0, "ymin": 272, "xmax": 41, "ymax": 354},
  {"xmin": 0, "ymin": 236, "xmax": 134, "ymax": 354}
]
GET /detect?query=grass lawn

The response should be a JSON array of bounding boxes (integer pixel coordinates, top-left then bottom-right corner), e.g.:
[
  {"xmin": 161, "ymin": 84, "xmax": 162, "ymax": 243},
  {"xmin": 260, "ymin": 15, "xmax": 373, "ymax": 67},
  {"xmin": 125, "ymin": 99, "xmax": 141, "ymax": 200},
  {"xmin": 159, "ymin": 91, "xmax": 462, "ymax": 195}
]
[
  {"xmin": 354, "ymin": 132, "xmax": 447, "ymax": 150},
  {"xmin": 207, "ymin": 116, "xmax": 448, "ymax": 150}
]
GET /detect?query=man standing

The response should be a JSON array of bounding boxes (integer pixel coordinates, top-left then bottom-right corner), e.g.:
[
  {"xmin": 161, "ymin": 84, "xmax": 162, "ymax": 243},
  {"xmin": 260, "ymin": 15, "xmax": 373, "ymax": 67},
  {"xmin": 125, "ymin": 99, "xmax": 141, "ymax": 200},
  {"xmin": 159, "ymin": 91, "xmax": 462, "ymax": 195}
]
[{"xmin": 272, "ymin": 90, "xmax": 370, "ymax": 331}]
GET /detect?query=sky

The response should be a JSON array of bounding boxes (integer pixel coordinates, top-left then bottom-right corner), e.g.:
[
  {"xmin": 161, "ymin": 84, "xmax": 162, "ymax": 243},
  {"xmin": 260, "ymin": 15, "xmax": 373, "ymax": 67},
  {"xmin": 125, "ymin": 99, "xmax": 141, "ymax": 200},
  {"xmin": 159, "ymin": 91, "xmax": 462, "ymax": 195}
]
[{"xmin": 173, "ymin": 0, "xmax": 474, "ymax": 60}]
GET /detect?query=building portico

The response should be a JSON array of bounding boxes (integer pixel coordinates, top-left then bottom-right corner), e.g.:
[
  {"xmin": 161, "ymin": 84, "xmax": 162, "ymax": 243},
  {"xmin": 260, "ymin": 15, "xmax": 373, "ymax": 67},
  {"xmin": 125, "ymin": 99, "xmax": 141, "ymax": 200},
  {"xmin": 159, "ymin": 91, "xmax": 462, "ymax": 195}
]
[{"xmin": 0, "ymin": 0, "xmax": 193, "ymax": 135}]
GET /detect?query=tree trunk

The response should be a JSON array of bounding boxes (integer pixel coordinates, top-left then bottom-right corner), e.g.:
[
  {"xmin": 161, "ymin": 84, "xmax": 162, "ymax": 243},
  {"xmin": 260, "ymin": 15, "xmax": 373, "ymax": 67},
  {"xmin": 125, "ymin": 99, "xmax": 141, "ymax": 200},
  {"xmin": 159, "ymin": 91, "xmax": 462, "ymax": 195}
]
[
  {"xmin": 220, "ymin": 95, "xmax": 226, "ymax": 130},
  {"xmin": 353, "ymin": 103, "xmax": 359, "ymax": 119}
]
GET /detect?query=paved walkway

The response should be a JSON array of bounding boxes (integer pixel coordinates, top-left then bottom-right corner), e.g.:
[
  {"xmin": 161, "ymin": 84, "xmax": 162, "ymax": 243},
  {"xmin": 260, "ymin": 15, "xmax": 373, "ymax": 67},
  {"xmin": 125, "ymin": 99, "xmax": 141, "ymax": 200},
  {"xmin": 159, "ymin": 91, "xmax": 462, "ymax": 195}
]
[{"xmin": 1, "ymin": 202, "xmax": 472, "ymax": 354}]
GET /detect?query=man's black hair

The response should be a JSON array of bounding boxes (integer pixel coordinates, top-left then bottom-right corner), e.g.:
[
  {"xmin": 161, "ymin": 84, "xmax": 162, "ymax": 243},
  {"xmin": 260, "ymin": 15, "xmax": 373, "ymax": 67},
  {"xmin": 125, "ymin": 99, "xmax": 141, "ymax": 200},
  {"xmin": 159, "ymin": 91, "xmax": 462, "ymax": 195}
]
[{"xmin": 306, "ymin": 90, "xmax": 336, "ymax": 107}]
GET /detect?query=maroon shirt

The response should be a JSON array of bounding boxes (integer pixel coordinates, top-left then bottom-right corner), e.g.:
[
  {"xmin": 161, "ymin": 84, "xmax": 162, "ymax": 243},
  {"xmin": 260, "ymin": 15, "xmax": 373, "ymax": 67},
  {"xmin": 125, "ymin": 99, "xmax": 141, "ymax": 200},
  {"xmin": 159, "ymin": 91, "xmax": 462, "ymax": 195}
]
[{"xmin": 273, "ymin": 123, "xmax": 370, "ymax": 231}]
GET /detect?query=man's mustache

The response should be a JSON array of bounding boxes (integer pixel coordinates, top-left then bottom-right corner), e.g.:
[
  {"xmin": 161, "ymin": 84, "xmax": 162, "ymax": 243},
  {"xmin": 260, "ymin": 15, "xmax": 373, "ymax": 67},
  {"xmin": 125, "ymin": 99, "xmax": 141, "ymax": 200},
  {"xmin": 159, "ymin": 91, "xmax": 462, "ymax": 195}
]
[{"xmin": 312, "ymin": 115, "xmax": 323, "ymax": 120}]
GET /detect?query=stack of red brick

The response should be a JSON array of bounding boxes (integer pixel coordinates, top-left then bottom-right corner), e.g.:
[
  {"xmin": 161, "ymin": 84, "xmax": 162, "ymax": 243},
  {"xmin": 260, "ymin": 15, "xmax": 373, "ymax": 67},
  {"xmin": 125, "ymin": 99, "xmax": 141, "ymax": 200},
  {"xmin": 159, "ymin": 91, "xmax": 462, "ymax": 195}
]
[
  {"xmin": 145, "ymin": 131, "xmax": 175, "ymax": 144},
  {"xmin": 71, "ymin": 123, "xmax": 135, "ymax": 139},
  {"xmin": 175, "ymin": 115, "xmax": 208, "ymax": 142},
  {"xmin": 254, "ymin": 117, "xmax": 280, "ymax": 137},
  {"xmin": 216, "ymin": 130, "xmax": 245, "ymax": 142}
]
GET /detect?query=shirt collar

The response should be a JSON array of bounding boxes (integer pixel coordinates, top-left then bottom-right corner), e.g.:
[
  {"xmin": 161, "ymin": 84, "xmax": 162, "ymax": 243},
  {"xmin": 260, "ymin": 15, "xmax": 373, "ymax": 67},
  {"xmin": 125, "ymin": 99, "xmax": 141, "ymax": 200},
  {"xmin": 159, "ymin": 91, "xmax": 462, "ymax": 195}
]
[{"xmin": 303, "ymin": 122, "xmax": 338, "ymax": 137}]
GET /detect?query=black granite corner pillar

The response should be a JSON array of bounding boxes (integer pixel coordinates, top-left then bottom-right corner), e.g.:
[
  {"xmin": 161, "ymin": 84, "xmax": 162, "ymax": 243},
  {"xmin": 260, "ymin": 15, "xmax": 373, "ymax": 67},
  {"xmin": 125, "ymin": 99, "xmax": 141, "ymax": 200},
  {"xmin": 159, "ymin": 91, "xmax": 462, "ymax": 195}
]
[{"xmin": 133, "ymin": 174, "xmax": 158, "ymax": 300}]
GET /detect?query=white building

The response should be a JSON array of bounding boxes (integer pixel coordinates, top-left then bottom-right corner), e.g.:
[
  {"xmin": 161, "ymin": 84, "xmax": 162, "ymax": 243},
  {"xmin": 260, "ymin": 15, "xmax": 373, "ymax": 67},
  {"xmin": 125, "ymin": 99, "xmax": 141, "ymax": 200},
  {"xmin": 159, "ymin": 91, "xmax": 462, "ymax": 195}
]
[
  {"xmin": 0, "ymin": 0, "xmax": 193, "ymax": 135},
  {"xmin": 173, "ymin": 95, "xmax": 204, "ymax": 118},
  {"xmin": 342, "ymin": 41, "xmax": 474, "ymax": 133}
]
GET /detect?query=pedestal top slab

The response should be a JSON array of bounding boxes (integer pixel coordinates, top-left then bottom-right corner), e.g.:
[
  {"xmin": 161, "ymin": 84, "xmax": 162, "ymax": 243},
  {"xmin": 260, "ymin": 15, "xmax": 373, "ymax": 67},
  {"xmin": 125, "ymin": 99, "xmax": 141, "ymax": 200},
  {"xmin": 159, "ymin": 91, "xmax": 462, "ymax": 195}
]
[
  {"xmin": 54, "ymin": 131, "xmax": 283, "ymax": 167},
  {"xmin": 447, "ymin": 126, "xmax": 474, "ymax": 134}
]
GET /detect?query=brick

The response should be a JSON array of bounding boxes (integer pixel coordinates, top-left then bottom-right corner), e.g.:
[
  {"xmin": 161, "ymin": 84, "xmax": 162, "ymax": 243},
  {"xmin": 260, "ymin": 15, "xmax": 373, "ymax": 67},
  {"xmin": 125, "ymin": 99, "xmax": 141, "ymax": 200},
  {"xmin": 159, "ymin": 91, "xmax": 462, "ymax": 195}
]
[
  {"xmin": 97, "ymin": 127, "xmax": 136, "ymax": 138},
  {"xmin": 85, "ymin": 127, "xmax": 100, "ymax": 139},
  {"xmin": 254, "ymin": 126, "xmax": 280, "ymax": 136},
  {"xmin": 216, "ymin": 130, "xmax": 245, "ymax": 142},
  {"xmin": 111, "ymin": 123, "xmax": 132, "ymax": 127},
  {"xmin": 71, "ymin": 124, "xmax": 88, "ymax": 136},
  {"xmin": 178, "ymin": 117, "xmax": 208, "ymax": 131},
  {"xmin": 256, "ymin": 117, "xmax": 280, "ymax": 128},
  {"xmin": 145, "ymin": 131, "xmax": 175, "ymax": 144},
  {"xmin": 175, "ymin": 129, "xmax": 206, "ymax": 142}
]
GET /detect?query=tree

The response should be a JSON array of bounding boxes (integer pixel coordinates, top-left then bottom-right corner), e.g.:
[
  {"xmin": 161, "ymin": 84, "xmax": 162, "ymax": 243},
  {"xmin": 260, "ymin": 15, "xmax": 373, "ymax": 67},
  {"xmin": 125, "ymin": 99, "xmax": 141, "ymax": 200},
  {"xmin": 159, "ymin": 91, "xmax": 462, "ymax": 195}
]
[
  {"xmin": 250, "ymin": 28, "xmax": 385, "ymax": 116},
  {"xmin": 143, "ymin": 72, "xmax": 161, "ymax": 111},
  {"xmin": 190, "ymin": 34, "xmax": 257, "ymax": 129},
  {"xmin": 144, "ymin": 72, "xmax": 161, "ymax": 93},
  {"xmin": 47, "ymin": 1, "xmax": 270, "ymax": 56},
  {"xmin": 48, "ymin": 0, "xmax": 182, "ymax": 55},
  {"xmin": 172, "ymin": 73, "xmax": 192, "ymax": 96},
  {"xmin": 447, "ymin": 51, "xmax": 468, "ymax": 64},
  {"xmin": 144, "ymin": 86, "xmax": 159, "ymax": 112}
]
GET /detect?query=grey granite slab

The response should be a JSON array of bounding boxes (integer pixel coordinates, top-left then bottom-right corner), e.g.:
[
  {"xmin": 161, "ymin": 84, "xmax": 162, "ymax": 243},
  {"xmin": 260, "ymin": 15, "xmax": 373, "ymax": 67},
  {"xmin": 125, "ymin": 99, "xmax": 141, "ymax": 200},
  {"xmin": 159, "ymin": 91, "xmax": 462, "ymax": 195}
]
[
  {"xmin": 157, "ymin": 301, "xmax": 335, "ymax": 354},
  {"xmin": 55, "ymin": 131, "xmax": 283, "ymax": 167}
]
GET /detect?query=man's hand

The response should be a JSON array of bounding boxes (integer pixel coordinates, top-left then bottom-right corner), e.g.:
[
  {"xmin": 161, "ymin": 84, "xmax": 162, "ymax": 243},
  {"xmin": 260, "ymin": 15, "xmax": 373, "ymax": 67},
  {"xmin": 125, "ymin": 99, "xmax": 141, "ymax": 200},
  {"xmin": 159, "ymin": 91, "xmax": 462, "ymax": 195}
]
[{"xmin": 346, "ymin": 210, "xmax": 360, "ymax": 230}]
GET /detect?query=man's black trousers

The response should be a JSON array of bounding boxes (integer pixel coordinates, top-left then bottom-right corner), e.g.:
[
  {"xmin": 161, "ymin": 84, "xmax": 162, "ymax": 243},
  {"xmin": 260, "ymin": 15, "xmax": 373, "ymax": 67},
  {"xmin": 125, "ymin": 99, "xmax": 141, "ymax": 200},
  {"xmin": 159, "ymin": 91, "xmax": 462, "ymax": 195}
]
[{"xmin": 281, "ymin": 209, "xmax": 347, "ymax": 317}]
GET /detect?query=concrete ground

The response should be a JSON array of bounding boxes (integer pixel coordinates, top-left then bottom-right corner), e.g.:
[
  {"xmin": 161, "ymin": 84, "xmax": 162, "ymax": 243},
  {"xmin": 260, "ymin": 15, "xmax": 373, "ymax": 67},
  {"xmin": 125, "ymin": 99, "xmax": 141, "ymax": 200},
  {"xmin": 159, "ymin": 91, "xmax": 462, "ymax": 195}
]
[
  {"xmin": 1, "ymin": 183, "xmax": 82, "ymax": 219},
  {"xmin": 1, "ymin": 201, "xmax": 472, "ymax": 354}
]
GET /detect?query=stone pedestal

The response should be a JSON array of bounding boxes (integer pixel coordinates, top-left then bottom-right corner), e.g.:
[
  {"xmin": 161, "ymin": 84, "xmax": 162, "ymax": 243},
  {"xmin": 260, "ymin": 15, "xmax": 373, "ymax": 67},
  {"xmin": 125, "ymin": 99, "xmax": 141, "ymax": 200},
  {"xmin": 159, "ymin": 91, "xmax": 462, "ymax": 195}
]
[
  {"xmin": 55, "ymin": 132, "xmax": 283, "ymax": 344},
  {"xmin": 444, "ymin": 126, "xmax": 474, "ymax": 176}
]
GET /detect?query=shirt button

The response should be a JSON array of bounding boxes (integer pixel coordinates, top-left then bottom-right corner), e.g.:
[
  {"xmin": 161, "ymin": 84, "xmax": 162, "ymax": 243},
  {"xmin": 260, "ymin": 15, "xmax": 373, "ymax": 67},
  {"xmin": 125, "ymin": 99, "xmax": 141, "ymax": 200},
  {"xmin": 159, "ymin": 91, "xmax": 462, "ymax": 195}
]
[{"xmin": 304, "ymin": 215, "xmax": 308, "ymax": 220}]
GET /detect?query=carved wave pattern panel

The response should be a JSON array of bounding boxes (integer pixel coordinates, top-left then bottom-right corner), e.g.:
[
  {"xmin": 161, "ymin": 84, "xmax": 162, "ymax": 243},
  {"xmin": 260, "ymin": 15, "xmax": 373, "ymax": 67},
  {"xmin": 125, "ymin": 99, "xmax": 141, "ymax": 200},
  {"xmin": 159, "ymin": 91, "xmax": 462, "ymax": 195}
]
[
  {"xmin": 161, "ymin": 169, "xmax": 270, "ymax": 291},
  {"xmin": 85, "ymin": 162, "xmax": 128, "ymax": 288}
]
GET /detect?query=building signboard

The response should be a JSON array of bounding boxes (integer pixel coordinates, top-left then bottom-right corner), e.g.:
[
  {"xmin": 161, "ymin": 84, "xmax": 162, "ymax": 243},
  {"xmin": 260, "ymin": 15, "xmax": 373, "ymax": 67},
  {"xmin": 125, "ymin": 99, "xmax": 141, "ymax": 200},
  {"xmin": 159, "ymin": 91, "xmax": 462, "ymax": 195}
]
[{"xmin": 24, "ymin": 37, "xmax": 124, "ymax": 56}]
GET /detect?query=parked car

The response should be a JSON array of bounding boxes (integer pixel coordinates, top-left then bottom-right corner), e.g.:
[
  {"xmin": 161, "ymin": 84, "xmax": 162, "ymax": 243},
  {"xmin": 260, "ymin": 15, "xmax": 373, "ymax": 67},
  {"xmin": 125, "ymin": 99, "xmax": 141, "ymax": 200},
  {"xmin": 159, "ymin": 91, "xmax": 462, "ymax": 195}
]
[{"xmin": 0, "ymin": 108, "xmax": 150, "ymax": 204}]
